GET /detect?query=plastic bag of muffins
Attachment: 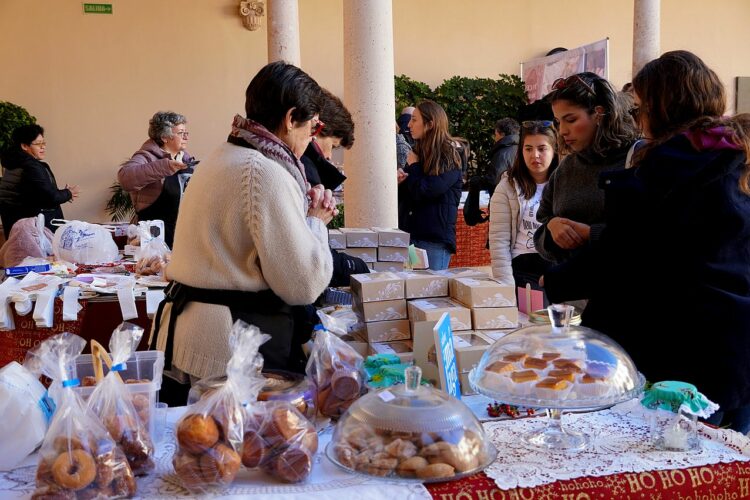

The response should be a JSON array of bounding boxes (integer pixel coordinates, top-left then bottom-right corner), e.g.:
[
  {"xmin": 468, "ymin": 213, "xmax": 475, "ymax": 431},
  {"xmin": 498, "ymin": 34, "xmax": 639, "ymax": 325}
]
[
  {"xmin": 306, "ymin": 325, "xmax": 366, "ymax": 418},
  {"xmin": 173, "ymin": 320, "xmax": 268, "ymax": 493},
  {"xmin": 134, "ymin": 226, "xmax": 171, "ymax": 277},
  {"xmin": 86, "ymin": 323, "xmax": 155, "ymax": 476},
  {"xmin": 29, "ymin": 333, "xmax": 137, "ymax": 499},
  {"xmin": 240, "ymin": 401, "xmax": 319, "ymax": 482}
]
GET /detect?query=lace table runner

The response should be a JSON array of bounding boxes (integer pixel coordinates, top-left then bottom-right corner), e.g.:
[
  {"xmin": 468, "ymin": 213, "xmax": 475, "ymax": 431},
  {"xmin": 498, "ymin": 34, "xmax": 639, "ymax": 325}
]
[{"xmin": 483, "ymin": 399, "xmax": 750, "ymax": 490}]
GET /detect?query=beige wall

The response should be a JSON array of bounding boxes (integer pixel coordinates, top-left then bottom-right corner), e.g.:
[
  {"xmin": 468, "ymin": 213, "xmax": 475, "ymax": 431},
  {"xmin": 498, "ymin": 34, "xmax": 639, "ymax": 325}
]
[{"xmin": 2, "ymin": 0, "xmax": 749, "ymax": 222}]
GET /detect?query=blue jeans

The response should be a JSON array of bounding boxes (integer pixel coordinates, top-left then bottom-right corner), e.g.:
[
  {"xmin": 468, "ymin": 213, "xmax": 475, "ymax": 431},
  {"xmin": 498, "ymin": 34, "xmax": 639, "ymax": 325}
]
[
  {"xmin": 412, "ymin": 240, "xmax": 452, "ymax": 271},
  {"xmin": 703, "ymin": 405, "xmax": 750, "ymax": 434}
]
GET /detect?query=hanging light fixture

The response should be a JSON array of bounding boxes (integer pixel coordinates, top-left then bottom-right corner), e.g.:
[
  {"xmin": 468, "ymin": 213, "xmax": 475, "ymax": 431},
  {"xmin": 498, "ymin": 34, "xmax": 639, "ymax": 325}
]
[{"xmin": 239, "ymin": 1, "xmax": 265, "ymax": 31}]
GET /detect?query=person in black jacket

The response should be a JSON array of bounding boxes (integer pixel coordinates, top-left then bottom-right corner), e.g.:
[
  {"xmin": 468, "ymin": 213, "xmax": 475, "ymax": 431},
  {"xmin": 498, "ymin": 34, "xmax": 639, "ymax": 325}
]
[
  {"xmin": 398, "ymin": 100, "xmax": 463, "ymax": 270},
  {"xmin": 544, "ymin": 50, "xmax": 750, "ymax": 432},
  {"xmin": 0, "ymin": 124, "xmax": 80, "ymax": 237},
  {"xmin": 464, "ymin": 118, "xmax": 520, "ymax": 226},
  {"xmin": 300, "ymin": 89, "xmax": 369, "ymax": 286}
]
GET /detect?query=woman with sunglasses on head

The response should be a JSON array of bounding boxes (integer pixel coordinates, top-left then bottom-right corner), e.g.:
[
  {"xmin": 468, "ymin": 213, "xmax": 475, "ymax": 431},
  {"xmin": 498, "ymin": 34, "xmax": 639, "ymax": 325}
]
[
  {"xmin": 118, "ymin": 111, "xmax": 196, "ymax": 247},
  {"xmin": 397, "ymin": 100, "xmax": 463, "ymax": 270},
  {"xmin": 151, "ymin": 62, "xmax": 337, "ymax": 398},
  {"xmin": 545, "ymin": 51, "xmax": 750, "ymax": 432},
  {"xmin": 533, "ymin": 72, "xmax": 639, "ymax": 264},
  {"xmin": 489, "ymin": 121, "xmax": 559, "ymax": 299},
  {"xmin": 0, "ymin": 124, "xmax": 80, "ymax": 237}
]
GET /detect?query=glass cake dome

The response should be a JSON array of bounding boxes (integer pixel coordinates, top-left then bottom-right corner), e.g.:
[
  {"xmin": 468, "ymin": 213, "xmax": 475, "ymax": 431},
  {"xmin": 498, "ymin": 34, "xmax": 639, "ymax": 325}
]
[
  {"xmin": 469, "ymin": 304, "xmax": 645, "ymax": 449},
  {"xmin": 326, "ymin": 366, "xmax": 496, "ymax": 482}
]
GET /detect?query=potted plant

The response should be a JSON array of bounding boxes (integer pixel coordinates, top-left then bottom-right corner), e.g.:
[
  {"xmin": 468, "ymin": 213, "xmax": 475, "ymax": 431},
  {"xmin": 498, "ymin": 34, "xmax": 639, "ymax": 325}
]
[{"xmin": 0, "ymin": 101, "xmax": 36, "ymax": 161}]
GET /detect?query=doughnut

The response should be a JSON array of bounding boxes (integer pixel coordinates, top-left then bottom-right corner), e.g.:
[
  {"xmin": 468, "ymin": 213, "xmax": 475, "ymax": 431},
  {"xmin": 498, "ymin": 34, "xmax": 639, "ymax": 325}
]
[
  {"xmin": 51, "ymin": 450, "xmax": 97, "ymax": 491},
  {"xmin": 177, "ymin": 414, "xmax": 220, "ymax": 454}
]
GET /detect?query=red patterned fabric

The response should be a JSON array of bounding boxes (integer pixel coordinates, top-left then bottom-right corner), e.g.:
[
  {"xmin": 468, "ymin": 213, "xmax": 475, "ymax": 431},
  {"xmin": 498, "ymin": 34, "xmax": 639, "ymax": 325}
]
[
  {"xmin": 452, "ymin": 209, "xmax": 491, "ymax": 268},
  {"xmin": 426, "ymin": 462, "xmax": 750, "ymax": 499},
  {"xmin": 0, "ymin": 298, "xmax": 151, "ymax": 367}
]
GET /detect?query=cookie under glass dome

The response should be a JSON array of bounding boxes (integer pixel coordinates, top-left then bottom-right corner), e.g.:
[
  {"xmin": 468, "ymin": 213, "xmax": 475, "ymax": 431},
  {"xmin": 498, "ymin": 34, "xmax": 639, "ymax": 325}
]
[
  {"xmin": 469, "ymin": 304, "xmax": 645, "ymax": 450},
  {"xmin": 326, "ymin": 366, "xmax": 496, "ymax": 482}
]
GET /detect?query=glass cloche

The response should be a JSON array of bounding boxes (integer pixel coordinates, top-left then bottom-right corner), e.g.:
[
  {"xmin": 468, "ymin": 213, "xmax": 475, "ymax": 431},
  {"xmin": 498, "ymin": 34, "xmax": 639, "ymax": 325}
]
[
  {"xmin": 327, "ymin": 366, "xmax": 497, "ymax": 482},
  {"xmin": 469, "ymin": 304, "xmax": 645, "ymax": 450}
]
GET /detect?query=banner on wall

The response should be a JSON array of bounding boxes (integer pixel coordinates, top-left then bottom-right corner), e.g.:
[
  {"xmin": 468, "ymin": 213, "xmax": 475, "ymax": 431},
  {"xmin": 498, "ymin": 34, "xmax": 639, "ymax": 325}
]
[{"xmin": 521, "ymin": 38, "xmax": 609, "ymax": 102}]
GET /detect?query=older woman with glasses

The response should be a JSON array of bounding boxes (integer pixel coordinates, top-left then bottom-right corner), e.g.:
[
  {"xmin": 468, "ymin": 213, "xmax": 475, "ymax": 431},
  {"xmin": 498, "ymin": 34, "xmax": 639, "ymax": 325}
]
[
  {"xmin": 0, "ymin": 124, "xmax": 80, "ymax": 237},
  {"xmin": 533, "ymin": 72, "xmax": 639, "ymax": 265},
  {"xmin": 118, "ymin": 111, "xmax": 196, "ymax": 247},
  {"xmin": 151, "ymin": 62, "xmax": 336, "ymax": 397}
]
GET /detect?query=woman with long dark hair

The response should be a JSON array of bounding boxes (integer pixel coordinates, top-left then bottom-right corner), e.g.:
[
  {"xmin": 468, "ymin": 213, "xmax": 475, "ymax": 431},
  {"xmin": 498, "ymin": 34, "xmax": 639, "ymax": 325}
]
[
  {"xmin": 397, "ymin": 100, "xmax": 463, "ymax": 270},
  {"xmin": 545, "ymin": 51, "xmax": 750, "ymax": 432},
  {"xmin": 489, "ymin": 121, "xmax": 559, "ymax": 299}
]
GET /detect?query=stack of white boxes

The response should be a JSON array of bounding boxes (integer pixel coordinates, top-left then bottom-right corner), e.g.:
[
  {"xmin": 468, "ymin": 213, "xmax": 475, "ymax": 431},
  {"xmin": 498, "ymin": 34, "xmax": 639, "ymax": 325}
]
[
  {"xmin": 330, "ymin": 227, "xmax": 413, "ymax": 272},
  {"xmin": 350, "ymin": 272, "xmax": 411, "ymax": 356}
]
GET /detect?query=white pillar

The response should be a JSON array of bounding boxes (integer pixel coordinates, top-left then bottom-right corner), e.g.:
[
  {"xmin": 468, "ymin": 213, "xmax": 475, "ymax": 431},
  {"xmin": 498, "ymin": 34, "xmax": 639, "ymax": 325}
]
[
  {"xmin": 632, "ymin": 0, "xmax": 660, "ymax": 78},
  {"xmin": 343, "ymin": 0, "xmax": 398, "ymax": 228},
  {"xmin": 267, "ymin": 0, "xmax": 300, "ymax": 66}
]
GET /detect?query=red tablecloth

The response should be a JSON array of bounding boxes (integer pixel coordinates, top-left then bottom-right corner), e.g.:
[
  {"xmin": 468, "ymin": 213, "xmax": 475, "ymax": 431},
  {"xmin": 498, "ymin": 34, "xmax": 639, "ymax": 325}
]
[
  {"xmin": 0, "ymin": 297, "xmax": 152, "ymax": 367},
  {"xmin": 452, "ymin": 208, "xmax": 490, "ymax": 268},
  {"xmin": 426, "ymin": 461, "xmax": 750, "ymax": 498}
]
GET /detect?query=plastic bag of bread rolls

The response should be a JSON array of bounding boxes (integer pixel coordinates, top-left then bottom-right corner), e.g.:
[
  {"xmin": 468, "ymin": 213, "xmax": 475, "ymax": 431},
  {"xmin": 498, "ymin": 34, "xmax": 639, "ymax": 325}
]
[
  {"xmin": 30, "ymin": 333, "xmax": 136, "ymax": 499},
  {"xmin": 134, "ymin": 234, "xmax": 171, "ymax": 277},
  {"xmin": 305, "ymin": 325, "xmax": 366, "ymax": 418},
  {"xmin": 86, "ymin": 323, "xmax": 155, "ymax": 476},
  {"xmin": 242, "ymin": 401, "xmax": 319, "ymax": 483},
  {"xmin": 173, "ymin": 320, "xmax": 268, "ymax": 493}
]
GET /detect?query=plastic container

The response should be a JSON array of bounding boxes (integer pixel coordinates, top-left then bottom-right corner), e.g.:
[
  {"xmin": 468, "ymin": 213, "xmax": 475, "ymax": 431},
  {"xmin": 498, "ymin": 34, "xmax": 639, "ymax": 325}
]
[
  {"xmin": 327, "ymin": 365, "xmax": 496, "ymax": 482},
  {"xmin": 470, "ymin": 304, "xmax": 645, "ymax": 450},
  {"xmin": 73, "ymin": 350, "xmax": 164, "ymax": 438}
]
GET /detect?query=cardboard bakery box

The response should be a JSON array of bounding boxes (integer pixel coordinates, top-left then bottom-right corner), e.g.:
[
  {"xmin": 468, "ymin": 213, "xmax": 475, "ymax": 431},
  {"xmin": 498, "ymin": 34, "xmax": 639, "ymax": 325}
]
[
  {"xmin": 377, "ymin": 246, "xmax": 409, "ymax": 263},
  {"xmin": 482, "ymin": 328, "xmax": 516, "ymax": 342},
  {"xmin": 342, "ymin": 336, "xmax": 369, "ymax": 357},
  {"xmin": 472, "ymin": 306, "xmax": 520, "ymax": 330},
  {"xmin": 350, "ymin": 272, "xmax": 405, "ymax": 303},
  {"xmin": 361, "ymin": 319, "xmax": 411, "ymax": 343},
  {"xmin": 340, "ymin": 228, "xmax": 378, "ymax": 248},
  {"xmin": 371, "ymin": 227, "xmax": 410, "ymax": 248},
  {"xmin": 412, "ymin": 247, "xmax": 429, "ymax": 270},
  {"xmin": 397, "ymin": 270, "xmax": 449, "ymax": 299},
  {"xmin": 354, "ymin": 298, "xmax": 408, "ymax": 322},
  {"xmin": 341, "ymin": 247, "xmax": 377, "ymax": 263},
  {"xmin": 453, "ymin": 331, "xmax": 493, "ymax": 372},
  {"xmin": 372, "ymin": 261, "xmax": 405, "ymax": 273},
  {"xmin": 368, "ymin": 340, "xmax": 414, "ymax": 363},
  {"xmin": 328, "ymin": 229, "xmax": 347, "ymax": 249},
  {"xmin": 412, "ymin": 321, "xmax": 476, "ymax": 390},
  {"xmin": 434, "ymin": 267, "xmax": 491, "ymax": 280},
  {"xmin": 452, "ymin": 277, "xmax": 516, "ymax": 308},
  {"xmin": 408, "ymin": 298, "xmax": 471, "ymax": 331}
]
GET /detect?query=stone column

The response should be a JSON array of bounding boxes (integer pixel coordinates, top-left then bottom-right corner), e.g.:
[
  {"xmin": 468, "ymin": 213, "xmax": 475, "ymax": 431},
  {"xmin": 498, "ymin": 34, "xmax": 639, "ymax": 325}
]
[
  {"xmin": 343, "ymin": 0, "xmax": 398, "ymax": 228},
  {"xmin": 267, "ymin": 0, "xmax": 300, "ymax": 66},
  {"xmin": 632, "ymin": 0, "xmax": 660, "ymax": 78}
]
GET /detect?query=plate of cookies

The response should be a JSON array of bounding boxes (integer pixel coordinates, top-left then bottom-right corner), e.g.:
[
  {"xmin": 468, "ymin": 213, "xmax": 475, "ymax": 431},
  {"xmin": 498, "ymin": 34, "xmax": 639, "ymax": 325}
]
[{"xmin": 327, "ymin": 365, "xmax": 496, "ymax": 482}]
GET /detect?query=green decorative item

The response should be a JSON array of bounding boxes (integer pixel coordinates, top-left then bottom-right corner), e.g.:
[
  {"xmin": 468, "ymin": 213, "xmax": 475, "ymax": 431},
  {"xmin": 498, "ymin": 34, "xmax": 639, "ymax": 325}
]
[
  {"xmin": 328, "ymin": 202, "xmax": 344, "ymax": 229},
  {"xmin": 0, "ymin": 101, "xmax": 36, "ymax": 159},
  {"xmin": 394, "ymin": 74, "xmax": 528, "ymax": 179},
  {"xmin": 104, "ymin": 181, "xmax": 135, "ymax": 222},
  {"xmin": 641, "ymin": 381, "xmax": 719, "ymax": 418}
]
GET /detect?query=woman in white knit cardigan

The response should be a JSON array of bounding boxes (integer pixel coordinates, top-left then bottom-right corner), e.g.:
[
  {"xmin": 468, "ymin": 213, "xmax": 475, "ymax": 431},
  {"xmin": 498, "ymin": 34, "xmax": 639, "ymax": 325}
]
[
  {"xmin": 151, "ymin": 62, "xmax": 338, "ymax": 385},
  {"xmin": 488, "ymin": 121, "xmax": 559, "ymax": 302}
]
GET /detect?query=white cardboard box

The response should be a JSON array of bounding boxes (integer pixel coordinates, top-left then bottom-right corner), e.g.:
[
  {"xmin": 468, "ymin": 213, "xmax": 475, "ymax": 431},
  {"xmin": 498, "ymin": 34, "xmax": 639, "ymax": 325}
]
[
  {"xmin": 408, "ymin": 298, "xmax": 472, "ymax": 332},
  {"xmin": 350, "ymin": 272, "xmax": 404, "ymax": 302},
  {"xmin": 398, "ymin": 270, "xmax": 449, "ymax": 299},
  {"xmin": 451, "ymin": 277, "xmax": 516, "ymax": 308}
]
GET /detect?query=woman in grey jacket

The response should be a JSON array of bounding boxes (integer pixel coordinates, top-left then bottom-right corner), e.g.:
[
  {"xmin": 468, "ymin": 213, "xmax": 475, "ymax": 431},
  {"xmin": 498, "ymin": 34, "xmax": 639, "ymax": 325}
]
[
  {"xmin": 533, "ymin": 72, "xmax": 639, "ymax": 264},
  {"xmin": 489, "ymin": 121, "xmax": 559, "ymax": 296}
]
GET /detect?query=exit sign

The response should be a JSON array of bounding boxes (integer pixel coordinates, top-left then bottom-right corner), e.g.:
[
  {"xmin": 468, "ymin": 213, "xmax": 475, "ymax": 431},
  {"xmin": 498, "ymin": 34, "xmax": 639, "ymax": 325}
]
[{"xmin": 83, "ymin": 3, "xmax": 112, "ymax": 14}]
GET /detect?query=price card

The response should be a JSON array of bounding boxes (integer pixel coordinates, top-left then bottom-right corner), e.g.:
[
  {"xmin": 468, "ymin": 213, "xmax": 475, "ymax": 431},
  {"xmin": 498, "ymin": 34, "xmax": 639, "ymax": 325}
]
[{"xmin": 433, "ymin": 312, "xmax": 461, "ymax": 399}]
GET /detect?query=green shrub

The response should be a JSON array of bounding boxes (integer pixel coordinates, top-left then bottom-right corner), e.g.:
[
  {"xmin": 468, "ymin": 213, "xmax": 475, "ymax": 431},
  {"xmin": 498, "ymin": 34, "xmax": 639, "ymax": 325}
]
[
  {"xmin": 394, "ymin": 74, "xmax": 528, "ymax": 179},
  {"xmin": 394, "ymin": 75, "xmax": 433, "ymax": 118},
  {"xmin": 105, "ymin": 181, "xmax": 135, "ymax": 222},
  {"xmin": 0, "ymin": 101, "xmax": 36, "ymax": 157},
  {"xmin": 328, "ymin": 203, "xmax": 345, "ymax": 229}
]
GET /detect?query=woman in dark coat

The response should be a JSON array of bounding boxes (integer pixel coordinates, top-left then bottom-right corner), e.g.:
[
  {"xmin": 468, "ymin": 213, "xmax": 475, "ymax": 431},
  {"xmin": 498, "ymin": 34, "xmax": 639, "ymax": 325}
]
[
  {"xmin": 0, "ymin": 124, "xmax": 79, "ymax": 237},
  {"xmin": 397, "ymin": 100, "xmax": 462, "ymax": 270},
  {"xmin": 544, "ymin": 51, "xmax": 750, "ymax": 432}
]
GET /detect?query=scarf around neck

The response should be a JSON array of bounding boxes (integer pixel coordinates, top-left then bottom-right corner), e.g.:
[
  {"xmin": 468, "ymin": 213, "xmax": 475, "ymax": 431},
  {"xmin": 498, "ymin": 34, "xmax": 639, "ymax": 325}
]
[{"xmin": 229, "ymin": 115, "xmax": 308, "ymax": 195}]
